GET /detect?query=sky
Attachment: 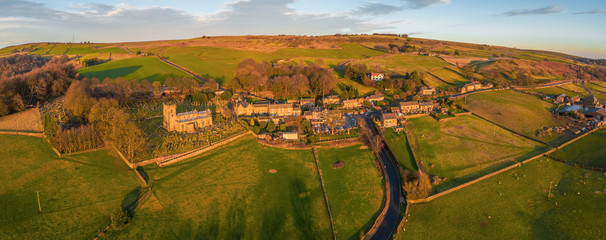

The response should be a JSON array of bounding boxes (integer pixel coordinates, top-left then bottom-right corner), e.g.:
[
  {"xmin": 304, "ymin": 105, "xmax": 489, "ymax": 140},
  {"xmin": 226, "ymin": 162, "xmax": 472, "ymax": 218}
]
[{"xmin": 1, "ymin": 0, "xmax": 605, "ymax": 58}]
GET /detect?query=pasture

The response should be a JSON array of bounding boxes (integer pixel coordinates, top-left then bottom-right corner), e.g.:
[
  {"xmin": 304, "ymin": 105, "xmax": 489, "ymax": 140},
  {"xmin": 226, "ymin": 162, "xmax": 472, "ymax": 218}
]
[
  {"xmin": 428, "ymin": 67, "xmax": 470, "ymax": 87},
  {"xmin": 525, "ymin": 83, "xmax": 586, "ymax": 97},
  {"xmin": 79, "ymin": 56, "xmax": 194, "ymax": 83},
  {"xmin": 399, "ymin": 158, "xmax": 606, "ymax": 239},
  {"xmin": 383, "ymin": 128, "xmax": 418, "ymax": 171},
  {"xmin": 585, "ymin": 81, "xmax": 606, "ymax": 102},
  {"xmin": 317, "ymin": 145, "xmax": 384, "ymax": 240},
  {"xmin": 550, "ymin": 128, "xmax": 606, "ymax": 170},
  {"xmin": 0, "ymin": 135, "xmax": 141, "ymax": 240},
  {"xmin": 352, "ymin": 55, "xmax": 451, "ymax": 74},
  {"xmin": 462, "ymin": 90, "xmax": 568, "ymax": 144},
  {"xmin": 106, "ymin": 137, "xmax": 333, "ymax": 239},
  {"xmin": 406, "ymin": 115, "xmax": 547, "ymax": 191},
  {"xmin": 0, "ymin": 108, "xmax": 43, "ymax": 132}
]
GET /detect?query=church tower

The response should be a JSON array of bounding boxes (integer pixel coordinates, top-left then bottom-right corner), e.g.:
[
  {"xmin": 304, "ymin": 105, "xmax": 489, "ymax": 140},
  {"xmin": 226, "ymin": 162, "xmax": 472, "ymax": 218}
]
[{"xmin": 163, "ymin": 103, "xmax": 176, "ymax": 131}]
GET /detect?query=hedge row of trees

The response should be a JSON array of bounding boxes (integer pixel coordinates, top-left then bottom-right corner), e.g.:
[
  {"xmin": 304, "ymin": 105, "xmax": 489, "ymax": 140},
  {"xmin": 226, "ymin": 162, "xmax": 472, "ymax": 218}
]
[
  {"xmin": 0, "ymin": 55, "xmax": 76, "ymax": 116},
  {"xmin": 233, "ymin": 59, "xmax": 337, "ymax": 99}
]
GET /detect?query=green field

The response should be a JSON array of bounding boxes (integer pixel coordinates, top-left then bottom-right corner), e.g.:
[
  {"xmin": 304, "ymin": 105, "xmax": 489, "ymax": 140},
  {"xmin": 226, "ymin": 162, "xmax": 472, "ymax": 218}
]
[
  {"xmin": 66, "ymin": 45, "xmax": 98, "ymax": 55},
  {"xmin": 463, "ymin": 90, "xmax": 566, "ymax": 144},
  {"xmin": 585, "ymin": 81, "xmax": 606, "ymax": 102},
  {"xmin": 383, "ymin": 129, "xmax": 418, "ymax": 171},
  {"xmin": 270, "ymin": 43, "xmax": 385, "ymax": 59},
  {"xmin": 422, "ymin": 74, "xmax": 454, "ymax": 90},
  {"xmin": 79, "ymin": 56, "xmax": 194, "ymax": 83},
  {"xmin": 352, "ymin": 55, "xmax": 450, "ymax": 75},
  {"xmin": 107, "ymin": 136, "xmax": 332, "ymax": 239},
  {"xmin": 46, "ymin": 45, "xmax": 71, "ymax": 55},
  {"xmin": 525, "ymin": 83, "xmax": 586, "ymax": 97},
  {"xmin": 399, "ymin": 158, "xmax": 606, "ymax": 239},
  {"xmin": 317, "ymin": 145, "xmax": 383, "ymax": 240},
  {"xmin": 0, "ymin": 135, "xmax": 141, "ymax": 240},
  {"xmin": 99, "ymin": 47, "xmax": 128, "ymax": 54},
  {"xmin": 429, "ymin": 68, "xmax": 469, "ymax": 87},
  {"xmin": 551, "ymin": 128, "xmax": 606, "ymax": 170},
  {"xmin": 407, "ymin": 115, "xmax": 547, "ymax": 191}
]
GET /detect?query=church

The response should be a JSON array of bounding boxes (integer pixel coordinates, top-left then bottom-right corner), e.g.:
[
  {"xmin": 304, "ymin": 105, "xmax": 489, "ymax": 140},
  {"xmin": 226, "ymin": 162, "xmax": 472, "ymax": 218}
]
[{"xmin": 163, "ymin": 103, "xmax": 213, "ymax": 133}]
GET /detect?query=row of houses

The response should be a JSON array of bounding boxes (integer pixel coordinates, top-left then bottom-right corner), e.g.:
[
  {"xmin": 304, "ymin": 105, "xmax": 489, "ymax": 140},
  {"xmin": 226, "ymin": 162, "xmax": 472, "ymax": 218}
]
[
  {"xmin": 234, "ymin": 101, "xmax": 299, "ymax": 116},
  {"xmin": 460, "ymin": 81, "xmax": 493, "ymax": 93},
  {"xmin": 392, "ymin": 101, "xmax": 438, "ymax": 114}
]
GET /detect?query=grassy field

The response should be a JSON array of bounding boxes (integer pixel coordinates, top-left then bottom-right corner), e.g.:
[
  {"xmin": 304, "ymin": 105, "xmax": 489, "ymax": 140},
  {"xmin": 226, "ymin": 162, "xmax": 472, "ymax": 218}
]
[
  {"xmin": 352, "ymin": 55, "xmax": 451, "ymax": 74},
  {"xmin": 383, "ymin": 128, "xmax": 418, "ymax": 171},
  {"xmin": 337, "ymin": 78, "xmax": 376, "ymax": 96},
  {"xmin": 428, "ymin": 68, "xmax": 470, "ymax": 87},
  {"xmin": 46, "ymin": 45, "xmax": 71, "ymax": 55},
  {"xmin": 99, "ymin": 47, "xmax": 128, "ymax": 54},
  {"xmin": 0, "ymin": 108, "xmax": 43, "ymax": 132},
  {"xmin": 550, "ymin": 128, "xmax": 606, "ymax": 170},
  {"xmin": 585, "ymin": 81, "xmax": 606, "ymax": 102},
  {"xmin": 0, "ymin": 135, "xmax": 141, "ymax": 240},
  {"xmin": 107, "ymin": 136, "xmax": 332, "ymax": 239},
  {"xmin": 463, "ymin": 90, "xmax": 567, "ymax": 144},
  {"xmin": 399, "ymin": 158, "xmax": 606, "ymax": 239},
  {"xmin": 270, "ymin": 43, "xmax": 385, "ymax": 59},
  {"xmin": 79, "ymin": 56, "xmax": 194, "ymax": 83},
  {"xmin": 422, "ymin": 74, "xmax": 454, "ymax": 90},
  {"xmin": 407, "ymin": 115, "xmax": 547, "ymax": 191},
  {"xmin": 317, "ymin": 145, "xmax": 384, "ymax": 240},
  {"xmin": 66, "ymin": 45, "xmax": 98, "ymax": 55},
  {"xmin": 525, "ymin": 83, "xmax": 586, "ymax": 97}
]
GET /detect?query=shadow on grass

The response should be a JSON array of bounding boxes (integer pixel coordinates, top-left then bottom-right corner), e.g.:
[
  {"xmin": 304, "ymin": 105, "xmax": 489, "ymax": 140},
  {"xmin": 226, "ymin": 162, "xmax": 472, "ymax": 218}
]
[
  {"xmin": 121, "ymin": 187, "xmax": 142, "ymax": 217},
  {"xmin": 86, "ymin": 65, "xmax": 142, "ymax": 80}
]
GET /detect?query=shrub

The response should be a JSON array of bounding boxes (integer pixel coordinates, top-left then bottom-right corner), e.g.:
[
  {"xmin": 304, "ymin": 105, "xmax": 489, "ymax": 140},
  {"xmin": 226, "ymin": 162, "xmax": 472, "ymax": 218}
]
[{"xmin": 110, "ymin": 208, "xmax": 130, "ymax": 230}]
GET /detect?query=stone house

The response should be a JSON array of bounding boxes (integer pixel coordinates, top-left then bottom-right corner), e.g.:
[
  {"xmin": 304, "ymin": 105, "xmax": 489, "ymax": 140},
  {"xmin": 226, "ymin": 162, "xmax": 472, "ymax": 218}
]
[
  {"xmin": 365, "ymin": 93, "xmax": 384, "ymax": 102},
  {"xmin": 343, "ymin": 99, "xmax": 361, "ymax": 109},
  {"xmin": 418, "ymin": 86, "xmax": 436, "ymax": 96},
  {"xmin": 234, "ymin": 101, "xmax": 253, "ymax": 116},
  {"xmin": 460, "ymin": 81, "xmax": 483, "ymax": 93},
  {"xmin": 163, "ymin": 103, "xmax": 213, "ymax": 133},
  {"xmin": 381, "ymin": 112, "xmax": 398, "ymax": 128},
  {"xmin": 323, "ymin": 95, "xmax": 341, "ymax": 105},
  {"xmin": 399, "ymin": 101, "xmax": 420, "ymax": 113}
]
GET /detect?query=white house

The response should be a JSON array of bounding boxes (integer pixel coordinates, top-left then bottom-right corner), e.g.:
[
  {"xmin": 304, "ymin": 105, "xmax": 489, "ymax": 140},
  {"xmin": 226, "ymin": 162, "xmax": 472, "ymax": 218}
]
[{"xmin": 370, "ymin": 73, "xmax": 384, "ymax": 81}]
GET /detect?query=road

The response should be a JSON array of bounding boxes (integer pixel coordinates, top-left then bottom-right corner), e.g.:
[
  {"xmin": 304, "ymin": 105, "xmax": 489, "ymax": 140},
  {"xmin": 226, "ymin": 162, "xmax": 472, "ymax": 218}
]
[
  {"xmin": 360, "ymin": 115, "xmax": 402, "ymax": 240},
  {"xmin": 581, "ymin": 81, "xmax": 606, "ymax": 105}
]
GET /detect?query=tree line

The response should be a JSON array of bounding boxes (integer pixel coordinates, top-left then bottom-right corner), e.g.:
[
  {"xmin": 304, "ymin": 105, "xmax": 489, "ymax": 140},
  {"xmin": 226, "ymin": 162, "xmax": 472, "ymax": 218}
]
[{"xmin": 233, "ymin": 59, "xmax": 337, "ymax": 99}]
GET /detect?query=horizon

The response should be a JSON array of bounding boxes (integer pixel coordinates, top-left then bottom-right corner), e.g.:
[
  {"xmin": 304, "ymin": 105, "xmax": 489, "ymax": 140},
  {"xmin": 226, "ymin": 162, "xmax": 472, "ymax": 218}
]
[{"xmin": 1, "ymin": 0, "xmax": 605, "ymax": 59}]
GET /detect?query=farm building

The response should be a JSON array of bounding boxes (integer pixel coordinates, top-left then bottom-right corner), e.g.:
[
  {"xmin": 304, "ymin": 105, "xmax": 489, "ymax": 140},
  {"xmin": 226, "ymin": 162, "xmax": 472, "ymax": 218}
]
[{"xmin": 163, "ymin": 103, "xmax": 213, "ymax": 133}]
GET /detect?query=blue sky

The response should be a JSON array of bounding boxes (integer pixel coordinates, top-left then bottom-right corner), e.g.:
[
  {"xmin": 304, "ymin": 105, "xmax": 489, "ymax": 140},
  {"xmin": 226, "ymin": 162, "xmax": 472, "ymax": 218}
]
[{"xmin": 1, "ymin": 0, "xmax": 605, "ymax": 58}]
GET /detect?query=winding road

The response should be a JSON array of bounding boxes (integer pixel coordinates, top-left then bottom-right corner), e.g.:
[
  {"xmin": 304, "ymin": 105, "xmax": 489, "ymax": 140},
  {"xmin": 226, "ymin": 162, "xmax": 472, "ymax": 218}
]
[{"xmin": 359, "ymin": 114, "xmax": 402, "ymax": 240}]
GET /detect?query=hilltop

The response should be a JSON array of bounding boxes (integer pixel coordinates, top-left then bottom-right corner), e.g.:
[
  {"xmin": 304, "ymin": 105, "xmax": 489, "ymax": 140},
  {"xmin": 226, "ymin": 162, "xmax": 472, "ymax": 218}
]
[{"xmin": 1, "ymin": 35, "xmax": 604, "ymax": 92}]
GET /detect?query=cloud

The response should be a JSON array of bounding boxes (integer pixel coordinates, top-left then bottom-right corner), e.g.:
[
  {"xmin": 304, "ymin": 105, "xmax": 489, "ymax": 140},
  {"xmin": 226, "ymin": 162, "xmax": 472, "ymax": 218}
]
[
  {"xmin": 353, "ymin": 2, "xmax": 404, "ymax": 15},
  {"xmin": 502, "ymin": 5, "xmax": 565, "ymax": 16},
  {"xmin": 0, "ymin": 0, "xmax": 393, "ymax": 46},
  {"xmin": 574, "ymin": 9, "xmax": 606, "ymax": 15},
  {"xmin": 401, "ymin": 0, "xmax": 450, "ymax": 9}
]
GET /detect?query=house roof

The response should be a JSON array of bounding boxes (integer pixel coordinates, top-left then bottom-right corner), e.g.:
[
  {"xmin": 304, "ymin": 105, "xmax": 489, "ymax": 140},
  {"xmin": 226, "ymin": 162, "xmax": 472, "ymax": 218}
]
[
  {"xmin": 371, "ymin": 73, "xmax": 384, "ymax": 77},
  {"xmin": 382, "ymin": 113, "xmax": 397, "ymax": 120},
  {"xmin": 558, "ymin": 105, "xmax": 583, "ymax": 113},
  {"xmin": 419, "ymin": 101, "xmax": 433, "ymax": 106},
  {"xmin": 399, "ymin": 101, "xmax": 419, "ymax": 106},
  {"xmin": 585, "ymin": 108, "xmax": 606, "ymax": 117}
]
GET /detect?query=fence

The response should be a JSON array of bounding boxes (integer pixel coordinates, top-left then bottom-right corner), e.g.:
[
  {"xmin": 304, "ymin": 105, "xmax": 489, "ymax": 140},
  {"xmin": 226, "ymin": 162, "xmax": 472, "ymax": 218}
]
[{"xmin": 311, "ymin": 148, "xmax": 336, "ymax": 240}]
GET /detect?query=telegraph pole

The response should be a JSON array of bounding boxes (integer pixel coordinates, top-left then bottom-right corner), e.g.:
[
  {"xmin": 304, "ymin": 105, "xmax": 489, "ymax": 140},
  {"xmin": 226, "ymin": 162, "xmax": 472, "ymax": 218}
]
[{"xmin": 36, "ymin": 191, "xmax": 41, "ymax": 213}]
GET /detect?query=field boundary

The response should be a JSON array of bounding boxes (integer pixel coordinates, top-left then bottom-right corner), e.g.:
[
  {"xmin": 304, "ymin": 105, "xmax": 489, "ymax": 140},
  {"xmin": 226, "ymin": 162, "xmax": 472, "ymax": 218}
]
[
  {"xmin": 157, "ymin": 56, "xmax": 205, "ymax": 82},
  {"xmin": 156, "ymin": 131, "xmax": 250, "ymax": 167},
  {"xmin": 311, "ymin": 148, "xmax": 337, "ymax": 240},
  {"xmin": 0, "ymin": 130, "xmax": 44, "ymax": 137},
  {"xmin": 470, "ymin": 112, "xmax": 550, "ymax": 146},
  {"xmin": 407, "ymin": 126, "xmax": 601, "ymax": 204}
]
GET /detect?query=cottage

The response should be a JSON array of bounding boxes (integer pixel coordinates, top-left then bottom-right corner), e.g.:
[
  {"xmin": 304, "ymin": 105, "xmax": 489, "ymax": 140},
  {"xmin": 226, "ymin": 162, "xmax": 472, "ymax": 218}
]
[
  {"xmin": 419, "ymin": 101, "xmax": 433, "ymax": 112},
  {"xmin": 399, "ymin": 101, "xmax": 420, "ymax": 113},
  {"xmin": 343, "ymin": 99, "xmax": 361, "ymax": 109},
  {"xmin": 418, "ymin": 86, "xmax": 436, "ymax": 96},
  {"xmin": 234, "ymin": 101, "xmax": 253, "ymax": 116},
  {"xmin": 381, "ymin": 112, "xmax": 398, "ymax": 128},
  {"xmin": 323, "ymin": 95, "xmax": 341, "ymax": 105},
  {"xmin": 163, "ymin": 103, "xmax": 213, "ymax": 133},
  {"xmin": 460, "ymin": 81, "xmax": 483, "ymax": 93},
  {"xmin": 370, "ymin": 73, "xmax": 385, "ymax": 81},
  {"xmin": 365, "ymin": 93, "xmax": 384, "ymax": 102}
]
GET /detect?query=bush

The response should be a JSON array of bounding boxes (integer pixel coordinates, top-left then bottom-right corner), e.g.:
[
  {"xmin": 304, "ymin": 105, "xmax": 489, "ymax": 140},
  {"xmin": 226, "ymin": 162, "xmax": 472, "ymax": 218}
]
[
  {"xmin": 403, "ymin": 171, "xmax": 432, "ymax": 199},
  {"xmin": 110, "ymin": 208, "xmax": 130, "ymax": 230}
]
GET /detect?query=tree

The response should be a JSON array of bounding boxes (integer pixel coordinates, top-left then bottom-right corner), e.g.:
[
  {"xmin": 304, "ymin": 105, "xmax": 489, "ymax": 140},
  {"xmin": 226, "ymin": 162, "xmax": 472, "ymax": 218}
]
[
  {"xmin": 220, "ymin": 91, "xmax": 233, "ymax": 101},
  {"xmin": 454, "ymin": 50, "xmax": 461, "ymax": 56},
  {"xmin": 151, "ymin": 81, "xmax": 161, "ymax": 95},
  {"xmin": 402, "ymin": 171, "xmax": 432, "ymax": 199},
  {"xmin": 266, "ymin": 121, "xmax": 276, "ymax": 132},
  {"xmin": 110, "ymin": 208, "xmax": 130, "ymax": 230},
  {"xmin": 64, "ymin": 80, "xmax": 96, "ymax": 122}
]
